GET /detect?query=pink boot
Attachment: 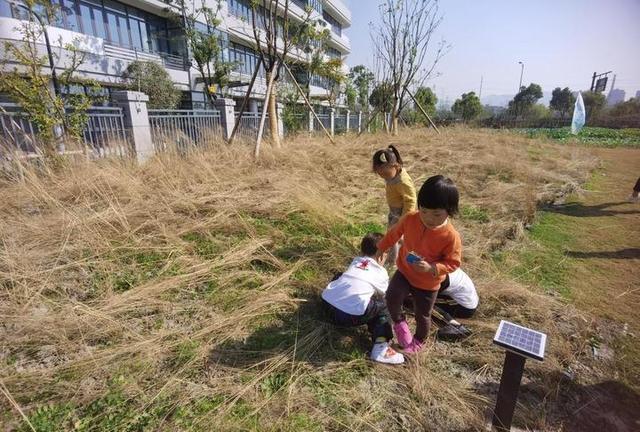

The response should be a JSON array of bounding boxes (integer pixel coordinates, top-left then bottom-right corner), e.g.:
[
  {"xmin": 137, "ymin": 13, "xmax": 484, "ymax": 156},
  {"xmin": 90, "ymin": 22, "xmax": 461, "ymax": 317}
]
[
  {"xmin": 403, "ymin": 337, "xmax": 424, "ymax": 354},
  {"xmin": 393, "ymin": 321, "xmax": 413, "ymax": 348}
]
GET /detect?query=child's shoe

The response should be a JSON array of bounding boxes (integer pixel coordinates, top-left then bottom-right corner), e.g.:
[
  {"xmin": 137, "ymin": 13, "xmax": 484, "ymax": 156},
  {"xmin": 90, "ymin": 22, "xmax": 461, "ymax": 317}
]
[
  {"xmin": 402, "ymin": 337, "xmax": 424, "ymax": 354},
  {"xmin": 437, "ymin": 323, "xmax": 472, "ymax": 342},
  {"xmin": 370, "ymin": 342, "xmax": 405, "ymax": 365},
  {"xmin": 393, "ymin": 321, "xmax": 413, "ymax": 348}
]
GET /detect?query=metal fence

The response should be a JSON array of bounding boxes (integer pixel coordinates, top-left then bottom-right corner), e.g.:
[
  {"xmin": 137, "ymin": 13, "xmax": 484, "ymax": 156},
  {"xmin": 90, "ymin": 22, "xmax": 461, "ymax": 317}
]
[
  {"xmin": 282, "ymin": 113, "xmax": 307, "ymax": 136},
  {"xmin": 334, "ymin": 112, "xmax": 347, "ymax": 134},
  {"xmin": 149, "ymin": 109, "xmax": 223, "ymax": 153},
  {"xmin": 313, "ymin": 114, "xmax": 331, "ymax": 133},
  {"xmin": 234, "ymin": 112, "xmax": 271, "ymax": 140},
  {"xmin": 82, "ymin": 106, "xmax": 130, "ymax": 157},
  {"xmin": 1, "ymin": 104, "xmax": 130, "ymax": 158},
  {"xmin": 0, "ymin": 104, "xmax": 38, "ymax": 155},
  {"xmin": 348, "ymin": 114, "xmax": 359, "ymax": 132}
]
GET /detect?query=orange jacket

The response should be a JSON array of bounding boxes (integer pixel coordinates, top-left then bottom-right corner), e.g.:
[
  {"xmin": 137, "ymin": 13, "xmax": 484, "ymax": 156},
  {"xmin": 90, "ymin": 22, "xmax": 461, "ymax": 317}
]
[{"xmin": 378, "ymin": 212, "xmax": 462, "ymax": 291}]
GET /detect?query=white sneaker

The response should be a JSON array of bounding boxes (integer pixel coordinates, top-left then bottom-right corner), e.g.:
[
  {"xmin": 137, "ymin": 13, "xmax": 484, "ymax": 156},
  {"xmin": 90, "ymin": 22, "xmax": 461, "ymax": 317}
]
[
  {"xmin": 370, "ymin": 342, "xmax": 405, "ymax": 365},
  {"xmin": 628, "ymin": 194, "xmax": 640, "ymax": 203}
]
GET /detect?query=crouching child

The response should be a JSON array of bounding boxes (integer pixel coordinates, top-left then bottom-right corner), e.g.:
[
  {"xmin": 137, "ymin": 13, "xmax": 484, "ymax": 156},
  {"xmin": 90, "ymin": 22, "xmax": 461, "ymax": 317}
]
[{"xmin": 321, "ymin": 233, "xmax": 404, "ymax": 365}]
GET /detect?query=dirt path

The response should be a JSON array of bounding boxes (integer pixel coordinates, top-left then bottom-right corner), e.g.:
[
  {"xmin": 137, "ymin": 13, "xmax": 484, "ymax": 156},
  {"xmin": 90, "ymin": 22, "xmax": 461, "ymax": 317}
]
[
  {"xmin": 542, "ymin": 147, "xmax": 640, "ymax": 431},
  {"xmin": 563, "ymin": 148, "xmax": 640, "ymax": 383}
]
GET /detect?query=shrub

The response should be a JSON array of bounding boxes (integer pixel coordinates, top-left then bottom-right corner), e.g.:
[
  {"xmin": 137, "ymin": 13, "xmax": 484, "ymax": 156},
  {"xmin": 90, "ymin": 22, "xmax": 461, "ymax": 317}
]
[{"xmin": 122, "ymin": 61, "xmax": 181, "ymax": 109}]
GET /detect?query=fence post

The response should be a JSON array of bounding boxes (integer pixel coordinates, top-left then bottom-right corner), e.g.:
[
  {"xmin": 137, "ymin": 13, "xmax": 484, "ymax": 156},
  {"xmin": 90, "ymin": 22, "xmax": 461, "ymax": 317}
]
[
  {"xmin": 358, "ymin": 111, "xmax": 363, "ymax": 133},
  {"xmin": 345, "ymin": 109, "xmax": 350, "ymax": 132},
  {"xmin": 112, "ymin": 90, "xmax": 152, "ymax": 163},
  {"xmin": 330, "ymin": 108, "xmax": 335, "ymax": 137},
  {"xmin": 276, "ymin": 102, "xmax": 284, "ymax": 139},
  {"xmin": 214, "ymin": 98, "xmax": 236, "ymax": 141},
  {"xmin": 308, "ymin": 110, "xmax": 314, "ymax": 133}
]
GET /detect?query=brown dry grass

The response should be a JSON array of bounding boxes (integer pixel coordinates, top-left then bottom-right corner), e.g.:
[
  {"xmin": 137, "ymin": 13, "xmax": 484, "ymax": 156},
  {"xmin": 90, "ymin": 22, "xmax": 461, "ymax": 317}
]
[{"xmin": 0, "ymin": 127, "xmax": 609, "ymax": 431}]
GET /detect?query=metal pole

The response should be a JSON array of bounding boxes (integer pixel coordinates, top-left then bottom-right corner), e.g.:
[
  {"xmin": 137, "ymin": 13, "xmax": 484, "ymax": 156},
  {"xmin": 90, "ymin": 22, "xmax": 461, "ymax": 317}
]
[
  {"xmin": 228, "ymin": 57, "xmax": 263, "ymax": 145},
  {"xmin": 590, "ymin": 72, "xmax": 596, "ymax": 92},
  {"xmin": 281, "ymin": 61, "xmax": 335, "ymax": 144},
  {"xmin": 407, "ymin": 89, "xmax": 440, "ymax": 134},
  {"xmin": 492, "ymin": 351, "xmax": 526, "ymax": 432}
]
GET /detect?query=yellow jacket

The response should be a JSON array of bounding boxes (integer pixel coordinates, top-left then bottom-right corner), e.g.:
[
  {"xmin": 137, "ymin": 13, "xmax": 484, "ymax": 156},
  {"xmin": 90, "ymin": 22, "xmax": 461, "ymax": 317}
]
[{"xmin": 385, "ymin": 169, "xmax": 417, "ymax": 216}]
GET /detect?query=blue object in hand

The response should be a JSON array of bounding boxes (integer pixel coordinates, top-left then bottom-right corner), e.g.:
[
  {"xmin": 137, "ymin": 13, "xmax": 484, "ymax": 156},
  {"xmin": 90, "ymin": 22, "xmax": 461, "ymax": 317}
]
[{"xmin": 406, "ymin": 252, "xmax": 421, "ymax": 264}]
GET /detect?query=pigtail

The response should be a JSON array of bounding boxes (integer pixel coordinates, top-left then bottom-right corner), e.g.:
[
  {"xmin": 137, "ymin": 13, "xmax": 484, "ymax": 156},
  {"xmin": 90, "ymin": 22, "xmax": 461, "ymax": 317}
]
[{"xmin": 387, "ymin": 145, "xmax": 403, "ymax": 165}]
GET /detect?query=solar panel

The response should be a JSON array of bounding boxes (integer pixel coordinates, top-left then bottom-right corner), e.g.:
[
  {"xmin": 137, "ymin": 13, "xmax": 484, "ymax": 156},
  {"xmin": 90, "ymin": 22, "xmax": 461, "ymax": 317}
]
[{"xmin": 493, "ymin": 320, "xmax": 546, "ymax": 361}]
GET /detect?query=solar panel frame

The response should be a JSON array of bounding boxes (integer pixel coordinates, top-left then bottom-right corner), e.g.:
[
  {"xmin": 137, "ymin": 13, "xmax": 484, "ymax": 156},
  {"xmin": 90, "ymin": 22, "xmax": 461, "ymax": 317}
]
[{"xmin": 493, "ymin": 320, "xmax": 547, "ymax": 361}]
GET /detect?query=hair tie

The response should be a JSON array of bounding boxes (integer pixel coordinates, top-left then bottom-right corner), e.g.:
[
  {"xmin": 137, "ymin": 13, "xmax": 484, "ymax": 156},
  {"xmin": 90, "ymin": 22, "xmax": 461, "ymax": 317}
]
[{"xmin": 380, "ymin": 153, "xmax": 387, "ymax": 163}]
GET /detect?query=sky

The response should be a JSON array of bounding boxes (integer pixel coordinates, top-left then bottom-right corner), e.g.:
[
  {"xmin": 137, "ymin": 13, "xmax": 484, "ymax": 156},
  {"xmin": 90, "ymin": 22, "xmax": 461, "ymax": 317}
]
[{"xmin": 342, "ymin": 0, "xmax": 640, "ymax": 106}]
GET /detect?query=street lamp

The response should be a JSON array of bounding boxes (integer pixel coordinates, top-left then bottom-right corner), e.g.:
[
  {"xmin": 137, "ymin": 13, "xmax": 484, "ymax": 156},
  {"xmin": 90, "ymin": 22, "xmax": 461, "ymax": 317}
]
[{"xmin": 517, "ymin": 61, "xmax": 524, "ymax": 92}]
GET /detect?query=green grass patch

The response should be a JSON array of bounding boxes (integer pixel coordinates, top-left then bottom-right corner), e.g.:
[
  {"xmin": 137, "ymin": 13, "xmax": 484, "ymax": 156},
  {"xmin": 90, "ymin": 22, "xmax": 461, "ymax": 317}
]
[
  {"xmin": 495, "ymin": 211, "xmax": 574, "ymax": 297},
  {"xmin": 19, "ymin": 379, "xmax": 171, "ymax": 432},
  {"xmin": 516, "ymin": 127, "xmax": 640, "ymax": 148},
  {"xmin": 460, "ymin": 205, "xmax": 490, "ymax": 223}
]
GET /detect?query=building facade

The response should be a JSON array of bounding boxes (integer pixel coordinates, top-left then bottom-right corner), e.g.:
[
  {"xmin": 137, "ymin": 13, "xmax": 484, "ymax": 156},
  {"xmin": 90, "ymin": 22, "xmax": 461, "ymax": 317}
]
[{"xmin": 0, "ymin": 0, "xmax": 351, "ymax": 110}]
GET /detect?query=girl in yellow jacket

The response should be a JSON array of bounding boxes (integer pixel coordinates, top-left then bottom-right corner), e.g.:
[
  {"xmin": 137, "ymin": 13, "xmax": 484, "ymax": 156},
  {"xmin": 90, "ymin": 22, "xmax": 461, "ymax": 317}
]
[{"xmin": 372, "ymin": 145, "xmax": 417, "ymax": 265}]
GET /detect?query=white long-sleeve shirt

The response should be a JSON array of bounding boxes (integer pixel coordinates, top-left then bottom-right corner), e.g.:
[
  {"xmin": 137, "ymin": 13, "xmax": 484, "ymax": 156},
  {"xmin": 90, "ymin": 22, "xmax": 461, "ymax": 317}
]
[
  {"xmin": 439, "ymin": 268, "xmax": 479, "ymax": 309},
  {"xmin": 321, "ymin": 256, "xmax": 389, "ymax": 316}
]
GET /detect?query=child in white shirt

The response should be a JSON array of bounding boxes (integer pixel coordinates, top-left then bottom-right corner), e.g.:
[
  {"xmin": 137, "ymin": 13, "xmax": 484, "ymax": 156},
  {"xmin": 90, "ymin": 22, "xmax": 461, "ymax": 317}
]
[{"xmin": 322, "ymin": 233, "xmax": 404, "ymax": 365}]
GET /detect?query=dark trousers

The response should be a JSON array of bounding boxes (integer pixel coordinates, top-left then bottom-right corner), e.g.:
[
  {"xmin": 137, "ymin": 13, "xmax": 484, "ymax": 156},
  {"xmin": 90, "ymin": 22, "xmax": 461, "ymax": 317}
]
[
  {"xmin": 432, "ymin": 298, "xmax": 477, "ymax": 326},
  {"xmin": 402, "ymin": 274, "xmax": 478, "ymax": 326},
  {"xmin": 323, "ymin": 297, "xmax": 393, "ymax": 345},
  {"xmin": 634, "ymin": 177, "xmax": 640, "ymax": 193},
  {"xmin": 386, "ymin": 271, "xmax": 438, "ymax": 343}
]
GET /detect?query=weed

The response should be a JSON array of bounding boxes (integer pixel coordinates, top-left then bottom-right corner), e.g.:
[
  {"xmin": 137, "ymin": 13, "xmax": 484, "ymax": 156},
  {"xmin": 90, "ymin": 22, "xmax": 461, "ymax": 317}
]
[
  {"xmin": 516, "ymin": 127, "xmax": 640, "ymax": 148},
  {"xmin": 501, "ymin": 211, "xmax": 574, "ymax": 297},
  {"xmin": 461, "ymin": 204, "xmax": 490, "ymax": 223}
]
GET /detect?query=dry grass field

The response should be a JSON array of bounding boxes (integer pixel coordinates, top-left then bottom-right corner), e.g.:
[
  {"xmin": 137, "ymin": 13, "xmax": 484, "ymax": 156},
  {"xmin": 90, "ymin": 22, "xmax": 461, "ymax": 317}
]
[{"xmin": 1, "ymin": 127, "xmax": 637, "ymax": 431}]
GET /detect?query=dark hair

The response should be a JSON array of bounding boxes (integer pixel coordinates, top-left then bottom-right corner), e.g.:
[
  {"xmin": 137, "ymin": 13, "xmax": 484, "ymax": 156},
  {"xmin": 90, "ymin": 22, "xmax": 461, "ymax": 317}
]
[
  {"xmin": 360, "ymin": 232, "xmax": 384, "ymax": 257},
  {"xmin": 417, "ymin": 175, "xmax": 459, "ymax": 215},
  {"xmin": 372, "ymin": 145, "xmax": 403, "ymax": 170}
]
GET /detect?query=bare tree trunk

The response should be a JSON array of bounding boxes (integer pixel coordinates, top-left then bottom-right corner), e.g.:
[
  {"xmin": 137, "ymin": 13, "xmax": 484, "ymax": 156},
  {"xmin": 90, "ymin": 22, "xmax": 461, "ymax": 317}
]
[
  {"xmin": 267, "ymin": 70, "xmax": 280, "ymax": 148},
  {"xmin": 390, "ymin": 95, "xmax": 399, "ymax": 135}
]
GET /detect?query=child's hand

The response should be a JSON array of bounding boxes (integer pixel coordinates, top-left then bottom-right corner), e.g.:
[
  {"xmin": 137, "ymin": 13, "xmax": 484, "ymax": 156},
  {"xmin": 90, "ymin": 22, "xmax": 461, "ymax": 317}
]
[{"xmin": 411, "ymin": 260, "xmax": 434, "ymax": 274}]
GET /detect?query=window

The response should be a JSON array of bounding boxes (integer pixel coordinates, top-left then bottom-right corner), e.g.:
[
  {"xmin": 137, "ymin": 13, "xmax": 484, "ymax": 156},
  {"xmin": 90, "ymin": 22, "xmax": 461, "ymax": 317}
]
[
  {"xmin": 229, "ymin": 42, "xmax": 262, "ymax": 77},
  {"xmin": 228, "ymin": 0, "xmax": 251, "ymax": 22},
  {"xmin": 326, "ymin": 47, "xmax": 341, "ymax": 59},
  {"xmin": 291, "ymin": 0, "xmax": 320, "ymax": 13},
  {"xmin": 0, "ymin": 0, "xmax": 12, "ymax": 18},
  {"xmin": 53, "ymin": 0, "xmax": 80, "ymax": 32},
  {"xmin": 129, "ymin": 17, "xmax": 143, "ymax": 50},
  {"xmin": 7, "ymin": 0, "xmax": 185, "ymax": 56},
  {"xmin": 322, "ymin": 11, "xmax": 341, "ymax": 36}
]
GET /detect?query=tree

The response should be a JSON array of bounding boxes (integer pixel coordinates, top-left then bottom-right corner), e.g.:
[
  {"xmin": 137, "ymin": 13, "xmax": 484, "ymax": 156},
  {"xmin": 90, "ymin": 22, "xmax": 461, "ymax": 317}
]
[
  {"xmin": 348, "ymin": 65, "xmax": 375, "ymax": 111},
  {"xmin": 167, "ymin": 0, "xmax": 235, "ymax": 107},
  {"xmin": 508, "ymin": 83, "xmax": 543, "ymax": 118},
  {"xmin": 122, "ymin": 61, "xmax": 181, "ymax": 109},
  {"xmin": 414, "ymin": 86, "xmax": 437, "ymax": 117},
  {"xmin": 451, "ymin": 92, "xmax": 482, "ymax": 121},
  {"xmin": 549, "ymin": 87, "xmax": 575, "ymax": 118},
  {"xmin": 0, "ymin": 0, "xmax": 96, "ymax": 155},
  {"xmin": 247, "ymin": 0, "xmax": 314, "ymax": 149},
  {"xmin": 369, "ymin": 82, "xmax": 394, "ymax": 113},
  {"xmin": 371, "ymin": 0, "xmax": 448, "ymax": 134},
  {"xmin": 609, "ymin": 98, "xmax": 640, "ymax": 117},
  {"xmin": 345, "ymin": 79, "xmax": 357, "ymax": 111},
  {"xmin": 581, "ymin": 91, "xmax": 606, "ymax": 120},
  {"xmin": 291, "ymin": 23, "xmax": 345, "ymax": 110}
]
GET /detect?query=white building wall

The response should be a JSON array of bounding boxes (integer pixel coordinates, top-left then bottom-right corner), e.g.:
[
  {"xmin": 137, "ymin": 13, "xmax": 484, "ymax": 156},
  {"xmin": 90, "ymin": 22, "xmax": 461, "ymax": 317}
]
[{"xmin": 0, "ymin": 0, "xmax": 351, "ymax": 106}]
